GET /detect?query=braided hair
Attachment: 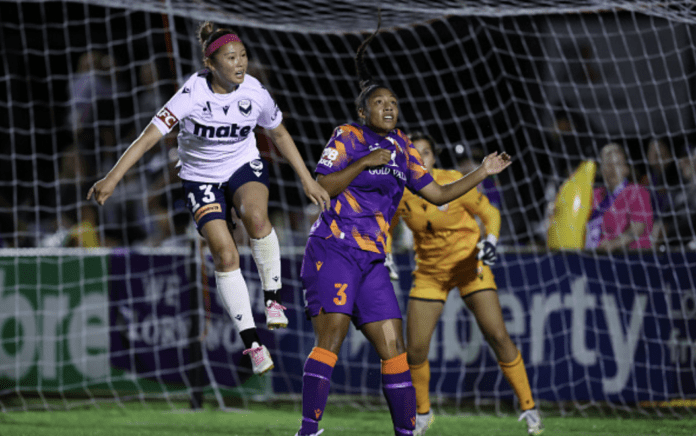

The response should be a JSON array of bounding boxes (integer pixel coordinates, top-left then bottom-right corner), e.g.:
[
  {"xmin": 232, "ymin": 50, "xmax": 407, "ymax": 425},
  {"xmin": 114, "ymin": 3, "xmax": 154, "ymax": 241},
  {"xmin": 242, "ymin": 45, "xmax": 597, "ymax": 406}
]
[{"xmin": 354, "ymin": 9, "xmax": 395, "ymax": 122}]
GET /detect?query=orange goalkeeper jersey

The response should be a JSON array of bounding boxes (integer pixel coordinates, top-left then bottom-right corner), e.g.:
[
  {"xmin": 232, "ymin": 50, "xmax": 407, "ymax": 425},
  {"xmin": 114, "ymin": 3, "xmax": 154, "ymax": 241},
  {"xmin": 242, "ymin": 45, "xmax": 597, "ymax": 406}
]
[{"xmin": 391, "ymin": 168, "xmax": 500, "ymax": 272}]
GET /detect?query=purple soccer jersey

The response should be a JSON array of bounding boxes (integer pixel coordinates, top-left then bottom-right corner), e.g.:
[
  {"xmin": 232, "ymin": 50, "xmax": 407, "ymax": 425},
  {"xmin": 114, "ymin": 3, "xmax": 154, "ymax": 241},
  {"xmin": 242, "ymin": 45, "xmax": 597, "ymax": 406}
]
[{"xmin": 309, "ymin": 123, "xmax": 434, "ymax": 255}]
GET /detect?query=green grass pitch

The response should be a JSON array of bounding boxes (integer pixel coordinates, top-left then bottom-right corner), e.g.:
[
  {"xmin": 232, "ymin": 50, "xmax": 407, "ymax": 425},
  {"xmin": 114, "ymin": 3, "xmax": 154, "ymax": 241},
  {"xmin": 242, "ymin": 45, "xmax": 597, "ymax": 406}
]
[{"xmin": 1, "ymin": 400, "xmax": 694, "ymax": 436}]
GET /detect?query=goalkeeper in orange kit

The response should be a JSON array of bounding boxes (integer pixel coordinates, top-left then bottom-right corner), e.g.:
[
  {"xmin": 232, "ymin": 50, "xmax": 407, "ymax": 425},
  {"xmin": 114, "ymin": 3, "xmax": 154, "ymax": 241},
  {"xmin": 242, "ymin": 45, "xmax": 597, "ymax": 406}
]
[{"xmin": 389, "ymin": 132, "xmax": 543, "ymax": 436}]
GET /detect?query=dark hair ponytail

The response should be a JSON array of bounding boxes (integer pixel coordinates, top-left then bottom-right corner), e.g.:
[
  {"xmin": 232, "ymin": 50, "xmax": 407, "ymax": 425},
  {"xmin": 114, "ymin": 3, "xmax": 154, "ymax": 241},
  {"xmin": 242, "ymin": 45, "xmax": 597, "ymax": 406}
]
[
  {"xmin": 354, "ymin": 9, "xmax": 394, "ymax": 119},
  {"xmin": 355, "ymin": 10, "xmax": 382, "ymax": 90},
  {"xmin": 196, "ymin": 21, "xmax": 239, "ymax": 62}
]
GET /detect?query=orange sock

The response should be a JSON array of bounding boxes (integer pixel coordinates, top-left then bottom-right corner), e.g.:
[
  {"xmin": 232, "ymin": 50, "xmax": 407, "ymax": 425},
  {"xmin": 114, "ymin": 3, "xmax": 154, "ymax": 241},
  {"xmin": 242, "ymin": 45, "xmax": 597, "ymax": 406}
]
[
  {"xmin": 382, "ymin": 353, "xmax": 416, "ymax": 433},
  {"xmin": 499, "ymin": 350, "xmax": 535, "ymax": 410},
  {"xmin": 308, "ymin": 346, "xmax": 338, "ymax": 367},
  {"xmin": 409, "ymin": 361, "xmax": 431, "ymax": 414}
]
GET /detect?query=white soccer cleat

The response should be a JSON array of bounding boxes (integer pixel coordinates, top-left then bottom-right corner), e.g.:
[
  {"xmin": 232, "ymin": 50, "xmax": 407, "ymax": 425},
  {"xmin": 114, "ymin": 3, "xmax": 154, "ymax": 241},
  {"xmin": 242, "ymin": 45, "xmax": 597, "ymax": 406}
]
[
  {"xmin": 518, "ymin": 408, "xmax": 544, "ymax": 435},
  {"xmin": 414, "ymin": 410, "xmax": 434, "ymax": 435},
  {"xmin": 294, "ymin": 429, "xmax": 324, "ymax": 436},
  {"xmin": 243, "ymin": 343, "xmax": 274, "ymax": 375},
  {"xmin": 384, "ymin": 252, "xmax": 399, "ymax": 281},
  {"xmin": 265, "ymin": 300, "xmax": 289, "ymax": 330}
]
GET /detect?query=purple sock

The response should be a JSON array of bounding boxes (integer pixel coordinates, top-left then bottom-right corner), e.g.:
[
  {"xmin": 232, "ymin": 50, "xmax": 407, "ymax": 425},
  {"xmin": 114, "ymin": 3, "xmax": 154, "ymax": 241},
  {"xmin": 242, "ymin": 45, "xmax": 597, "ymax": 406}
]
[
  {"xmin": 299, "ymin": 356, "xmax": 334, "ymax": 435},
  {"xmin": 382, "ymin": 371, "xmax": 416, "ymax": 435}
]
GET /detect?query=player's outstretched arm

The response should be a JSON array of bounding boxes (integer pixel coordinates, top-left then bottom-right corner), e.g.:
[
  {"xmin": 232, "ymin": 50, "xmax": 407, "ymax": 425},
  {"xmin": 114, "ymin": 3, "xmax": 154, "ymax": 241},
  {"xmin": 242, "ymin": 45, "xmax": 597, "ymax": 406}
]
[
  {"xmin": 267, "ymin": 124, "xmax": 331, "ymax": 211},
  {"xmin": 87, "ymin": 123, "xmax": 163, "ymax": 205},
  {"xmin": 417, "ymin": 151, "xmax": 511, "ymax": 206}
]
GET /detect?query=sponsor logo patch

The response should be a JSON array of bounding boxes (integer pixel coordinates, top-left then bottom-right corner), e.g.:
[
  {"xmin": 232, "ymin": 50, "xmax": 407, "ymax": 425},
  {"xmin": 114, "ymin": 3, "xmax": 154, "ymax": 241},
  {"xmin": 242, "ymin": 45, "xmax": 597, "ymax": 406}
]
[
  {"xmin": 238, "ymin": 99, "xmax": 252, "ymax": 116},
  {"xmin": 156, "ymin": 107, "xmax": 178, "ymax": 129},
  {"xmin": 201, "ymin": 101, "xmax": 213, "ymax": 118},
  {"xmin": 194, "ymin": 203, "xmax": 222, "ymax": 222},
  {"xmin": 250, "ymin": 159, "xmax": 263, "ymax": 171}
]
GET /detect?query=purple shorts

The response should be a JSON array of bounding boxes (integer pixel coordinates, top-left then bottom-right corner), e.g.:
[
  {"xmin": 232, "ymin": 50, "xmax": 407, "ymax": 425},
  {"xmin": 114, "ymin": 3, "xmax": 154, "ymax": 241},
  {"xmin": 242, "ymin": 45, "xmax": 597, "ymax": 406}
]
[{"xmin": 301, "ymin": 236, "xmax": 402, "ymax": 327}]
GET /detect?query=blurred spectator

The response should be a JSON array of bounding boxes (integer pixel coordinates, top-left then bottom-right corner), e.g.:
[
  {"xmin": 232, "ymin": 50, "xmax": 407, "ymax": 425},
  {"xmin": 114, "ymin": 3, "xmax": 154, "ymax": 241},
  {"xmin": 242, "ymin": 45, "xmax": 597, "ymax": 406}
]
[
  {"xmin": 140, "ymin": 144, "xmax": 191, "ymax": 247},
  {"xmin": 640, "ymin": 138, "xmax": 682, "ymax": 245},
  {"xmin": 455, "ymin": 143, "xmax": 503, "ymax": 242},
  {"xmin": 455, "ymin": 144, "xmax": 501, "ymax": 209},
  {"xmin": 147, "ymin": 200, "xmax": 194, "ymax": 248},
  {"xmin": 585, "ymin": 143, "xmax": 653, "ymax": 251},
  {"xmin": 0, "ymin": 191, "xmax": 12, "ymax": 247},
  {"xmin": 134, "ymin": 62, "xmax": 166, "ymax": 132},
  {"xmin": 38, "ymin": 143, "xmax": 100, "ymax": 248},
  {"xmin": 548, "ymin": 109, "xmax": 595, "ymax": 178},
  {"xmin": 96, "ymin": 134, "xmax": 150, "ymax": 247},
  {"xmin": 669, "ymin": 147, "xmax": 696, "ymax": 249},
  {"xmin": 68, "ymin": 51, "xmax": 117, "ymax": 142}
]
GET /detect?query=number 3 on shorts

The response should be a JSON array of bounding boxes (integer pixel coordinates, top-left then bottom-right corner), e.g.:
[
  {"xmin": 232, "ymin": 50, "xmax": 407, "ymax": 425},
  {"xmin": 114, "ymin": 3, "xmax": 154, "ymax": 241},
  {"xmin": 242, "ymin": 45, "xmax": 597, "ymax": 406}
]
[{"xmin": 333, "ymin": 283, "xmax": 348, "ymax": 306}]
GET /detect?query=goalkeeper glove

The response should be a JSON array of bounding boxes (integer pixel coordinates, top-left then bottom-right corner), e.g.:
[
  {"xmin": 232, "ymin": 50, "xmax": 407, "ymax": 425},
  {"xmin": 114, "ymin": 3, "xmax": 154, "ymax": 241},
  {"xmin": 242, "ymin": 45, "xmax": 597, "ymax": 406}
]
[
  {"xmin": 476, "ymin": 234, "xmax": 498, "ymax": 266},
  {"xmin": 384, "ymin": 252, "xmax": 399, "ymax": 281}
]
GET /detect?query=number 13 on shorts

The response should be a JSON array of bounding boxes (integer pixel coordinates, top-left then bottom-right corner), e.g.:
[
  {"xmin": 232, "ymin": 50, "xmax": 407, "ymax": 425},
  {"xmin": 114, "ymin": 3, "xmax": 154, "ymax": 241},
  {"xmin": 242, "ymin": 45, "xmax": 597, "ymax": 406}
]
[{"xmin": 333, "ymin": 283, "xmax": 348, "ymax": 306}]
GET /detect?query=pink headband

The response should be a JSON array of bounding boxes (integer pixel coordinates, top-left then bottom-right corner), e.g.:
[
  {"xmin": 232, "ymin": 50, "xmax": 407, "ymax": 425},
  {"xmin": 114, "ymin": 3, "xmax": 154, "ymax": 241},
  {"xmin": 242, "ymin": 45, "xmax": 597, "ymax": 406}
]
[{"xmin": 205, "ymin": 34, "xmax": 242, "ymax": 58}]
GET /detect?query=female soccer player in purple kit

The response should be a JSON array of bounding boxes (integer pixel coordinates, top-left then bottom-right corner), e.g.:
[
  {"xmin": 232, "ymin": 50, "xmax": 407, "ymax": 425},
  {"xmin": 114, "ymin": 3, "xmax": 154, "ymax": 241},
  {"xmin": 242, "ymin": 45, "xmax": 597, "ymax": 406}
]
[
  {"xmin": 88, "ymin": 22, "xmax": 330, "ymax": 376},
  {"xmin": 295, "ymin": 16, "xmax": 513, "ymax": 436}
]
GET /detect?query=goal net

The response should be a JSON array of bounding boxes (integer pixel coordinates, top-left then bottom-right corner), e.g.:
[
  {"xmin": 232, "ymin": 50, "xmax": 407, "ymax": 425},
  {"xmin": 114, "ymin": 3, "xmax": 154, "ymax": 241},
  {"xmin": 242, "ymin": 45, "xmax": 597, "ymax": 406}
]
[{"xmin": 2, "ymin": 0, "xmax": 695, "ymax": 417}]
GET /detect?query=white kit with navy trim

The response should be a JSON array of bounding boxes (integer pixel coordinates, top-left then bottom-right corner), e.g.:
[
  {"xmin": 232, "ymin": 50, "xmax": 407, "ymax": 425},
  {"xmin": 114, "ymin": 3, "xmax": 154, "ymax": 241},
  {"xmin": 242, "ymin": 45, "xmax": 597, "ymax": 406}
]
[{"xmin": 151, "ymin": 70, "xmax": 283, "ymax": 183}]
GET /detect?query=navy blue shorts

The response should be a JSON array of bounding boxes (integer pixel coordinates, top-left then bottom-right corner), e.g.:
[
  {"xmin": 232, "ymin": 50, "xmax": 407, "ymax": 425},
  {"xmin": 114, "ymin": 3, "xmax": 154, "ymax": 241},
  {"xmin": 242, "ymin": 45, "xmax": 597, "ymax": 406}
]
[{"xmin": 182, "ymin": 159, "xmax": 270, "ymax": 233}]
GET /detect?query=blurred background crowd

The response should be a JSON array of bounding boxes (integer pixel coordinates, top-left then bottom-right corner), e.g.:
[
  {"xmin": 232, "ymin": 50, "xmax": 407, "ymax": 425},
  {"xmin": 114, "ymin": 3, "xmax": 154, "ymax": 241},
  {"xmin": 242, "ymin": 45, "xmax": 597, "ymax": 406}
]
[{"xmin": 2, "ymin": 3, "xmax": 695, "ymax": 253}]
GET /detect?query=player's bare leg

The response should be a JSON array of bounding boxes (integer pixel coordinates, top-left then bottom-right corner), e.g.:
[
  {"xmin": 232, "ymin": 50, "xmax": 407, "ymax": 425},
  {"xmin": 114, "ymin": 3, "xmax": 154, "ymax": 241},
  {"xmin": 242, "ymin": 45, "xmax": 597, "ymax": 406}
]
[
  {"xmin": 362, "ymin": 318, "xmax": 415, "ymax": 436},
  {"xmin": 233, "ymin": 181, "xmax": 272, "ymax": 239},
  {"xmin": 465, "ymin": 290, "xmax": 543, "ymax": 434},
  {"xmin": 203, "ymin": 220, "xmax": 273, "ymax": 375},
  {"xmin": 361, "ymin": 318, "xmax": 406, "ymax": 360},
  {"xmin": 312, "ymin": 311, "xmax": 351, "ymax": 355},
  {"xmin": 234, "ymin": 181, "xmax": 287, "ymax": 329},
  {"xmin": 406, "ymin": 299, "xmax": 443, "ymax": 435},
  {"xmin": 464, "ymin": 289, "xmax": 517, "ymax": 362}
]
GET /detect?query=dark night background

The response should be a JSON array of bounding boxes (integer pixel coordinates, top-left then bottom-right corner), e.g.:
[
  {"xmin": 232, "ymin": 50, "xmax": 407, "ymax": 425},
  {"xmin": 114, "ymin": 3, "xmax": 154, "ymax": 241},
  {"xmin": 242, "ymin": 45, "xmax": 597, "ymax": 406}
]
[{"xmin": 1, "ymin": 1, "xmax": 695, "ymax": 248}]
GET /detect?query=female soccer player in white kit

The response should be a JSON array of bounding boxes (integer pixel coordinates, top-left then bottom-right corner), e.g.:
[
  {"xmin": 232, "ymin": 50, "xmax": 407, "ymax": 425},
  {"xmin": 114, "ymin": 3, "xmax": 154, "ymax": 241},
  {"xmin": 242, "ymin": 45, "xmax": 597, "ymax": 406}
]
[{"xmin": 88, "ymin": 22, "xmax": 330, "ymax": 375}]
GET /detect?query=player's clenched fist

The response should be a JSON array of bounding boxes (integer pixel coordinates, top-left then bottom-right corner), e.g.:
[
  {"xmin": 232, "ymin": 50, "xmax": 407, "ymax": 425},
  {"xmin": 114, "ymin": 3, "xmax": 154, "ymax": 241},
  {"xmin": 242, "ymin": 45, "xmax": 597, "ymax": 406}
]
[
  {"xmin": 86, "ymin": 176, "xmax": 118, "ymax": 206},
  {"xmin": 361, "ymin": 148, "xmax": 392, "ymax": 168}
]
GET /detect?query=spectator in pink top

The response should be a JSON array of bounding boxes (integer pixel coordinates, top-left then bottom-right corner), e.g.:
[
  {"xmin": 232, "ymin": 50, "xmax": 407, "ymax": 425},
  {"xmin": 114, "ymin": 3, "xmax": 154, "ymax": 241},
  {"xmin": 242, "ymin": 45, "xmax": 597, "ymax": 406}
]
[{"xmin": 585, "ymin": 143, "xmax": 653, "ymax": 251}]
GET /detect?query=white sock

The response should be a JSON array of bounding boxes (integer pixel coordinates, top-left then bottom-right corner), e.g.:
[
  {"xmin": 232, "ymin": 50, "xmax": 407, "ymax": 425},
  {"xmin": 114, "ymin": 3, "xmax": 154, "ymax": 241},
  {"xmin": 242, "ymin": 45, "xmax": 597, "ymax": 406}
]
[
  {"xmin": 214, "ymin": 269, "xmax": 256, "ymax": 332},
  {"xmin": 250, "ymin": 228, "xmax": 281, "ymax": 291}
]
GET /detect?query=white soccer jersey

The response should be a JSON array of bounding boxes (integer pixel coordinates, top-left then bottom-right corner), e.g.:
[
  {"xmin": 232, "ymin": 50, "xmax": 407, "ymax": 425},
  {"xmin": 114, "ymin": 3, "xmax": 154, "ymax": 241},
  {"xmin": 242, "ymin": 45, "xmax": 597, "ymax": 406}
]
[{"xmin": 151, "ymin": 70, "xmax": 283, "ymax": 183}]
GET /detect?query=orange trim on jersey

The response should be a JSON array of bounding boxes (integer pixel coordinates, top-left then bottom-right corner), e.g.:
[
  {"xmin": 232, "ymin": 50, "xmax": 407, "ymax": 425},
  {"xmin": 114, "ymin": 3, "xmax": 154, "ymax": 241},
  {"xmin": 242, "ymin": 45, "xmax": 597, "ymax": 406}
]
[
  {"xmin": 375, "ymin": 211, "xmax": 389, "ymax": 235},
  {"xmin": 309, "ymin": 347, "xmax": 338, "ymax": 367},
  {"xmin": 408, "ymin": 160, "xmax": 428, "ymax": 179},
  {"xmin": 330, "ymin": 220, "xmax": 343, "ymax": 239},
  {"xmin": 334, "ymin": 140, "xmax": 348, "ymax": 166},
  {"xmin": 377, "ymin": 235, "xmax": 386, "ymax": 251},
  {"xmin": 382, "ymin": 352, "xmax": 409, "ymax": 374},
  {"xmin": 194, "ymin": 203, "xmax": 222, "ymax": 222},
  {"xmin": 334, "ymin": 200, "xmax": 342, "ymax": 215},
  {"xmin": 342, "ymin": 189, "xmax": 362, "ymax": 212},
  {"xmin": 341, "ymin": 125, "xmax": 365, "ymax": 144},
  {"xmin": 352, "ymin": 228, "xmax": 381, "ymax": 253},
  {"xmin": 375, "ymin": 212, "xmax": 390, "ymax": 252}
]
